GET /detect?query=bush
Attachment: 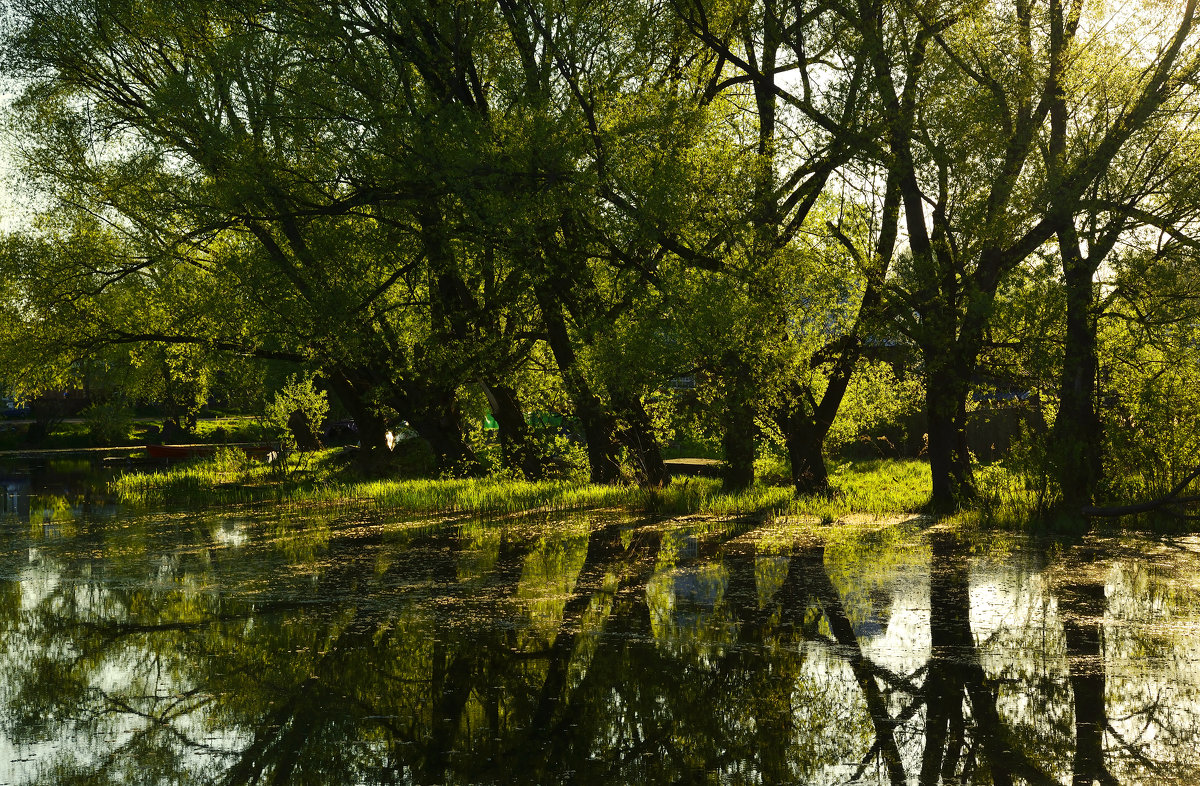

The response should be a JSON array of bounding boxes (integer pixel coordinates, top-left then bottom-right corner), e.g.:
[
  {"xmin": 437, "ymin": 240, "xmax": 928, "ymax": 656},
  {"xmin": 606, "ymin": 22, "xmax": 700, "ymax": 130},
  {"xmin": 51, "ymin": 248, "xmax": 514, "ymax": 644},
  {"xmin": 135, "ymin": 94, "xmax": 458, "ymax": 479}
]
[
  {"xmin": 83, "ymin": 400, "xmax": 133, "ymax": 446},
  {"xmin": 827, "ymin": 360, "xmax": 925, "ymax": 458},
  {"xmin": 265, "ymin": 374, "xmax": 329, "ymax": 453},
  {"xmin": 210, "ymin": 444, "xmax": 250, "ymax": 475}
]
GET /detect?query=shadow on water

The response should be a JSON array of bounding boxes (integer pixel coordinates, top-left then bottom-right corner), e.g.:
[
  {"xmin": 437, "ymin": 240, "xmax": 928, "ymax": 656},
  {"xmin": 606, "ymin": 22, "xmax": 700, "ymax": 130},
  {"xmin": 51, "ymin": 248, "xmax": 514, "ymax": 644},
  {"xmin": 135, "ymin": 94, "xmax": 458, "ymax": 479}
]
[{"xmin": 3, "ymin": 472, "xmax": 1200, "ymax": 783}]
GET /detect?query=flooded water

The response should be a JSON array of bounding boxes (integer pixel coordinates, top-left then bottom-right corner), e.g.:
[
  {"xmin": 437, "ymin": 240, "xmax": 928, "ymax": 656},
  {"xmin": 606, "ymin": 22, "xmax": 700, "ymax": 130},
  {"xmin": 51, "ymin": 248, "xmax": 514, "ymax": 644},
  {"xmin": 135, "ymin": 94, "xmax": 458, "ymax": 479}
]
[{"xmin": 2, "ymin": 460, "xmax": 1200, "ymax": 783}]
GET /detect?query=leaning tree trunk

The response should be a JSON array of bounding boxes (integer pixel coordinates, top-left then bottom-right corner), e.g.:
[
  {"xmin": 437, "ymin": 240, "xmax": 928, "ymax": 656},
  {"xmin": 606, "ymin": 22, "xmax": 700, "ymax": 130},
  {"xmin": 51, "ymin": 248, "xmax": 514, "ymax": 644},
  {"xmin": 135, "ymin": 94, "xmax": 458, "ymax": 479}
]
[
  {"xmin": 325, "ymin": 372, "xmax": 396, "ymax": 475},
  {"xmin": 536, "ymin": 290, "xmax": 622, "ymax": 484},
  {"xmin": 614, "ymin": 393, "xmax": 668, "ymax": 488},
  {"xmin": 484, "ymin": 382, "xmax": 544, "ymax": 480}
]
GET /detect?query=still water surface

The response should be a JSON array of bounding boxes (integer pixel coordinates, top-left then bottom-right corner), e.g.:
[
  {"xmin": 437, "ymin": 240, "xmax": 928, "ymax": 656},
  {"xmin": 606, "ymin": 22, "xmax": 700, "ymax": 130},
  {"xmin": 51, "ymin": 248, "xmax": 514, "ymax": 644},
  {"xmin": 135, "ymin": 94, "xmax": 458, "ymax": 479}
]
[{"xmin": 2, "ymin": 459, "xmax": 1200, "ymax": 784}]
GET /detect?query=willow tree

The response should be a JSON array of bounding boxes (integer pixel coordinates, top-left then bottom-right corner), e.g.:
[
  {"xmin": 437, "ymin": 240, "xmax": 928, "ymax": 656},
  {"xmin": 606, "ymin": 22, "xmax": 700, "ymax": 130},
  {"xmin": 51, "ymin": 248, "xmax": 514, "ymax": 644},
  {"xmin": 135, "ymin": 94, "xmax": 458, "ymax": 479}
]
[
  {"xmin": 5, "ymin": 0, "xmax": 573, "ymax": 473},
  {"xmin": 0, "ymin": 209, "xmax": 301, "ymax": 420},
  {"xmin": 480, "ymin": 0, "xmax": 786, "ymax": 487},
  {"xmin": 842, "ymin": 0, "xmax": 1200, "ymax": 509},
  {"xmin": 4, "ymin": 1, "xmax": 408, "ymax": 465},
  {"xmin": 669, "ymin": 0, "xmax": 893, "ymax": 493},
  {"xmin": 1039, "ymin": 6, "xmax": 1200, "ymax": 510}
]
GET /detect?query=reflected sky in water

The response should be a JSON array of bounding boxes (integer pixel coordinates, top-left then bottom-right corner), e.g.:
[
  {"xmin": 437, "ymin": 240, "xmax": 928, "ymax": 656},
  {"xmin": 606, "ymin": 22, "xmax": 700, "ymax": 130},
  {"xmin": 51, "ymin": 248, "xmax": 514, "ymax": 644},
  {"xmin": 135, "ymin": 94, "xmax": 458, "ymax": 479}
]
[{"xmin": 2, "ymin": 464, "xmax": 1200, "ymax": 783}]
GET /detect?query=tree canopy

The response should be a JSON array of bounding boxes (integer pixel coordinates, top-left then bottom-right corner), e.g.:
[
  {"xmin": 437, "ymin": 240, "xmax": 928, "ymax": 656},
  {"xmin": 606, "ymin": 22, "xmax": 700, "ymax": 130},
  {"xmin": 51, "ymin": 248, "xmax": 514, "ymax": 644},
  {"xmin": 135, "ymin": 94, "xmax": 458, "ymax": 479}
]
[{"xmin": 4, "ymin": 0, "xmax": 1200, "ymax": 512}]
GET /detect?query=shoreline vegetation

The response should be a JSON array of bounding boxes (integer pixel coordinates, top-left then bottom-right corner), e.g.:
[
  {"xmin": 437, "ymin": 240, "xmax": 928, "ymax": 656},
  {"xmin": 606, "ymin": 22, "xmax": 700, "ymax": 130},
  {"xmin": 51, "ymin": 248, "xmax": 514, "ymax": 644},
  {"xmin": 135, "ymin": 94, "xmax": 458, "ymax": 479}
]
[
  {"xmin": 110, "ymin": 449, "xmax": 1176, "ymax": 531},
  {"xmin": 112, "ymin": 451, "xmax": 938, "ymax": 521}
]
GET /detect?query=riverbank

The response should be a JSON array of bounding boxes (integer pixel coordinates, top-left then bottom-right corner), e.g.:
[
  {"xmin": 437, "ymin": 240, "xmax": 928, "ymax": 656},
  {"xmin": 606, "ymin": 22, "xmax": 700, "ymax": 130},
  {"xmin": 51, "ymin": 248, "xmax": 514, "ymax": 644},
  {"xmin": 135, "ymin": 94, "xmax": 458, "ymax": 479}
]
[
  {"xmin": 0, "ymin": 445, "xmax": 145, "ymax": 459},
  {"xmin": 111, "ymin": 451, "xmax": 935, "ymax": 520},
  {"xmin": 0, "ymin": 415, "xmax": 271, "ymax": 454}
]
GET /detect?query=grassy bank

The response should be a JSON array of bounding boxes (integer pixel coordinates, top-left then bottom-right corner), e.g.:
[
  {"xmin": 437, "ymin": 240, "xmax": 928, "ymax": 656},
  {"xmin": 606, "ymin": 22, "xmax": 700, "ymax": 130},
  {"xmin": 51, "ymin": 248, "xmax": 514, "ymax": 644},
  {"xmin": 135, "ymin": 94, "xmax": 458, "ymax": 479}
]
[{"xmin": 112, "ymin": 451, "xmax": 934, "ymax": 519}]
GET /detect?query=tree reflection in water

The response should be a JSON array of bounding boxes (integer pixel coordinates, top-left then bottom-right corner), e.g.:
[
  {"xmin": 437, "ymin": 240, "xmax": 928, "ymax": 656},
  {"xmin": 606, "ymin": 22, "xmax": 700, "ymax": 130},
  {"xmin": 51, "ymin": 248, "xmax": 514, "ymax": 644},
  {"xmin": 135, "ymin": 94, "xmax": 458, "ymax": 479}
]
[
  {"xmin": 1060, "ymin": 560, "xmax": 1114, "ymax": 786},
  {"xmin": 4, "ymin": 509, "xmax": 1200, "ymax": 783}
]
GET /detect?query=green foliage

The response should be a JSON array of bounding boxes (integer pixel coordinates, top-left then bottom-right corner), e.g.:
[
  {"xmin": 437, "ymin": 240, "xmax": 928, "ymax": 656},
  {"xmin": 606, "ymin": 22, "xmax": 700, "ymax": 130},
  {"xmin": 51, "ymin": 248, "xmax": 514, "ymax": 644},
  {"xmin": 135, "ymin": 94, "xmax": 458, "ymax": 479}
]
[
  {"xmin": 193, "ymin": 416, "xmax": 267, "ymax": 443},
  {"xmin": 81, "ymin": 399, "xmax": 133, "ymax": 446},
  {"xmin": 265, "ymin": 375, "xmax": 328, "ymax": 454},
  {"xmin": 209, "ymin": 445, "xmax": 252, "ymax": 475},
  {"xmin": 1102, "ymin": 328, "xmax": 1200, "ymax": 500},
  {"xmin": 531, "ymin": 431, "xmax": 590, "ymax": 481},
  {"xmin": 4, "ymin": 0, "xmax": 1200, "ymax": 518},
  {"xmin": 662, "ymin": 404, "xmax": 723, "ymax": 460},
  {"xmin": 826, "ymin": 360, "xmax": 925, "ymax": 458},
  {"xmin": 1002, "ymin": 420, "xmax": 1056, "ymax": 514}
]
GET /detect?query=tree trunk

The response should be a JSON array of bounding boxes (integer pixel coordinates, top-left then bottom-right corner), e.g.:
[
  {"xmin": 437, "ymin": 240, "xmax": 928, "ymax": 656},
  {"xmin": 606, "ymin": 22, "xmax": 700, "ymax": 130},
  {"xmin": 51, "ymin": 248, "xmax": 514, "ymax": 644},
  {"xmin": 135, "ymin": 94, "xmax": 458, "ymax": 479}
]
[
  {"xmin": 1053, "ymin": 257, "xmax": 1101, "ymax": 512},
  {"xmin": 722, "ymin": 400, "xmax": 757, "ymax": 491},
  {"xmin": 784, "ymin": 412, "xmax": 830, "ymax": 495},
  {"xmin": 536, "ymin": 289, "xmax": 621, "ymax": 484},
  {"xmin": 925, "ymin": 351, "xmax": 975, "ymax": 511},
  {"xmin": 613, "ymin": 393, "xmax": 668, "ymax": 488},
  {"xmin": 325, "ymin": 373, "xmax": 395, "ymax": 475},
  {"xmin": 484, "ymin": 382, "xmax": 544, "ymax": 480},
  {"xmin": 576, "ymin": 397, "xmax": 622, "ymax": 485},
  {"xmin": 407, "ymin": 383, "xmax": 481, "ymax": 477}
]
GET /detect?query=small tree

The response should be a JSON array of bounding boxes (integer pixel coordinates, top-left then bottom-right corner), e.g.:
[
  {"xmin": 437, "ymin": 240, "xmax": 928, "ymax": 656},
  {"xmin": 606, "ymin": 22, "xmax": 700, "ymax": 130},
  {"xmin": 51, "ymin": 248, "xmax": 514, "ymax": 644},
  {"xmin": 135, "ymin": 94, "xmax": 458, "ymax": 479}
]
[
  {"xmin": 266, "ymin": 375, "xmax": 328, "ymax": 456},
  {"xmin": 83, "ymin": 398, "xmax": 133, "ymax": 446}
]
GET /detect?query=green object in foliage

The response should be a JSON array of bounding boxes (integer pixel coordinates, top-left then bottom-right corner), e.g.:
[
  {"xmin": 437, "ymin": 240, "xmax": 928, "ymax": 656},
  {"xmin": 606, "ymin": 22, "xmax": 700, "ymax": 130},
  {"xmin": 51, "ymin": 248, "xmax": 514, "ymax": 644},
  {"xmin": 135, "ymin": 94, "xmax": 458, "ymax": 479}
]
[{"xmin": 482, "ymin": 413, "xmax": 499, "ymax": 430}]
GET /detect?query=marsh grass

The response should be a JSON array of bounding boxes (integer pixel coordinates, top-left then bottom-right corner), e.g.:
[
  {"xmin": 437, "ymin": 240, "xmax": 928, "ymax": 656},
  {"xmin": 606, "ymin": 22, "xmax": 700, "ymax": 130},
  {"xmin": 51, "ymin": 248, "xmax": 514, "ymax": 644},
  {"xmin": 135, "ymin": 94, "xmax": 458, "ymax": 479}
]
[
  {"xmin": 112, "ymin": 451, "xmax": 935, "ymax": 520},
  {"xmin": 963, "ymin": 461, "xmax": 1042, "ymax": 528},
  {"xmin": 956, "ymin": 462, "xmax": 1195, "ymax": 533}
]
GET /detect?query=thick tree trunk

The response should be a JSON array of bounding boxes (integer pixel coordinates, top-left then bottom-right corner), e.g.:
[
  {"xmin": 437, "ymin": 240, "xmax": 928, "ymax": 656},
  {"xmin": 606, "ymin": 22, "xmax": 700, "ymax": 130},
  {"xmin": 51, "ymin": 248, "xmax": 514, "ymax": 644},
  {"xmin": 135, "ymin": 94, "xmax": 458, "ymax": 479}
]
[
  {"xmin": 776, "ymin": 375, "xmax": 852, "ymax": 497},
  {"xmin": 329, "ymin": 370, "xmax": 480, "ymax": 477},
  {"xmin": 407, "ymin": 383, "xmax": 481, "ymax": 477},
  {"xmin": 925, "ymin": 352, "xmax": 975, "ymax": 511},
  {"xmin": 575, "ymin": 396, "xmax": 622, "ymax": 485},
  {"xmin": 722, "ymin": 400, "xmax": 757, "ymax": 491},
  {"xmin": 1053, "ymin": 259, "xmax": 1101, "ymax": 511},
  {"xmin": 784, "ymin": 413, "xmax": 830, "ymax": 495}
]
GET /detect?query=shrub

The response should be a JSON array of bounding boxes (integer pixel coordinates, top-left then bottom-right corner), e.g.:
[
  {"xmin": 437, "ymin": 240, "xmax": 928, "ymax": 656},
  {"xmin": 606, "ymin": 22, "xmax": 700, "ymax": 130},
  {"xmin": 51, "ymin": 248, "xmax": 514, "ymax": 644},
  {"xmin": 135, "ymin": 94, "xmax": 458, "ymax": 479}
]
[
  {"xmin": 83, "ymin": 399, "xmax": 133, "ymax": 446},
  {"xmin": 265, "ymin": 374, "xmax": 329, "ymax": 453}
]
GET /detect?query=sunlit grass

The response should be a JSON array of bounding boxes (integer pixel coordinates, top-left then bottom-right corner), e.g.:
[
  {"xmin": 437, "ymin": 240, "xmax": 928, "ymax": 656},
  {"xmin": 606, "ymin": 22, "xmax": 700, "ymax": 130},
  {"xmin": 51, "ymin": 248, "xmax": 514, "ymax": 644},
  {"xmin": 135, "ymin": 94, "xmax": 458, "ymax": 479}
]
[
  {"xmin": 107, "ymin": 452, "xmax": 1196, "ymax": 534},
  {"xmin": 112, "ymin": 452, "xmax": 935, "ymax": 520},
  {"xmin": 639, "ymin": 459, "xmax": 932, "ymax": 519}
]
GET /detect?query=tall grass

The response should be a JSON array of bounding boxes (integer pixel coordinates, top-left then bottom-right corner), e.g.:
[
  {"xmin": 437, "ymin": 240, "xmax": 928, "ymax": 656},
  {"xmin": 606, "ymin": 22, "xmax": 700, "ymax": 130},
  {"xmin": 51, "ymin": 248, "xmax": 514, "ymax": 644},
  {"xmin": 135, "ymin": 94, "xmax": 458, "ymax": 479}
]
[
  {"xmin": 114, "ymin": 462, "xmax": 639, "ymax": 516},
  {"xmin": 112, "ymin": 453, "xmax": 935, "ymax": 519}
]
